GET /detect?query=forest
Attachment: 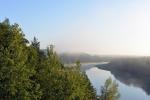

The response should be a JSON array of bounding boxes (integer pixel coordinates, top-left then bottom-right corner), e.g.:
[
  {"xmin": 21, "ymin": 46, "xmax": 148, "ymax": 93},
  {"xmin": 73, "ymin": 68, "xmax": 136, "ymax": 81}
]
[
  {"xmin": 97, "ymin": 57, "xmax": 150, "ymax": 95},
  {"xmin": 0, "ymin": 19, "xmax": 119, "ymax": 100}
]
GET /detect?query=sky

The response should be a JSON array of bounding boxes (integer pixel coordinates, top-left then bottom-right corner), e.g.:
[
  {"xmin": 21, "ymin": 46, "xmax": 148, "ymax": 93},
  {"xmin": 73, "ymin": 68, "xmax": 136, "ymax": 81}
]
[{"xmin": 1, "ymin": 0, "xmax": 150, "ymax": 56}]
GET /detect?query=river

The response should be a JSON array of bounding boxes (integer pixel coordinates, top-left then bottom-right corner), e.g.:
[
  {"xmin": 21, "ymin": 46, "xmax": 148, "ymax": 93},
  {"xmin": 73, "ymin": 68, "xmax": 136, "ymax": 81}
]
[{"xmin": 82, "ymin": 62, "xmax": 150, "ymax": 100}]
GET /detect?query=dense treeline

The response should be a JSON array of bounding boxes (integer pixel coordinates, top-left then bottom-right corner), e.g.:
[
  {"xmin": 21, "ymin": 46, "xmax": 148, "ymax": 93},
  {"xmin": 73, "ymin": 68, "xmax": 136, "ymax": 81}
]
[
  {"xmin": 97, "ymin": 58, "xmax": 150, "ymax": 95},
  {"xmin": 0, "ymin": 19, "xmax": 119, "ymax": 100},
  {"xmin": 59, "ymin": 53, "xmax": 116, "ymax": 64}
]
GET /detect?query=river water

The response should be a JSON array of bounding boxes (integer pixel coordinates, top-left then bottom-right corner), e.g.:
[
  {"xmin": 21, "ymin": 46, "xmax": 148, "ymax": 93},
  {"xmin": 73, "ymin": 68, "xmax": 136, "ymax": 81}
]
[{"xmin": 82, "ymin": 63, "xmax": 150, "ymax": 100}]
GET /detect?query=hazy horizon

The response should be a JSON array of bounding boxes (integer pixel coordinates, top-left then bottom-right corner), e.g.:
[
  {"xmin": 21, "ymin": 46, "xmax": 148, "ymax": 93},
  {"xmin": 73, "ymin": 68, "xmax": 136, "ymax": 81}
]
[{"xmin": 1, "ymin": 0, "xmax": 150, "ymax": 56}]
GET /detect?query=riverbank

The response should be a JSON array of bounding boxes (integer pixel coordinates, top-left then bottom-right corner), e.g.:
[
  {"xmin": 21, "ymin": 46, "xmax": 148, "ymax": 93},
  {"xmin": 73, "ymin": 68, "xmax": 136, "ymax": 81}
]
[{"xmin": 95, "ymin": 58, "xmax": 150, "ymax": 95}]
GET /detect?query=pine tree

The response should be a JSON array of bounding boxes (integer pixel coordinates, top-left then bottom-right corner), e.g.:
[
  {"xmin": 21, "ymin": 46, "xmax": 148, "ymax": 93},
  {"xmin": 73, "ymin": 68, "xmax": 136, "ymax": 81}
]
[
  {"xmin": 66, "ymin": 61, "xmax": 96, "ymax": 100},
  {"xmin": 1, "ymin": 18, "xmax": 118, "ymax": 100},
  {"xmin": 0, "ymin": 19, "xmax": 41, "ymax": 100},
  {"xmin": 99, "ymin": 78, "xmax": 120, "ymax": 100},
  {"xmin": 38, "ymin": 45, "xmax": 71, "ymax": 100}
]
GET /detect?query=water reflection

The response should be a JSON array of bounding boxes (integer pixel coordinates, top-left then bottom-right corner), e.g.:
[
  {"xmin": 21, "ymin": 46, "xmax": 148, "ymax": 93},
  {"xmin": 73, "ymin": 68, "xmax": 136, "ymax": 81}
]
[
  {"xmin": 96, "ymin": 63, "xmax": 150, "ymax": 95},
  {"xmin": 110, "ymin": 69, "xmax": 150, "ymax": 95},
  {"xmin": 86, "ymin": 67, "xmax": 113, "ymax": 94},
  {"xmin": 85, "ymin": 63, "xmax": 150, "ymax": 100}
]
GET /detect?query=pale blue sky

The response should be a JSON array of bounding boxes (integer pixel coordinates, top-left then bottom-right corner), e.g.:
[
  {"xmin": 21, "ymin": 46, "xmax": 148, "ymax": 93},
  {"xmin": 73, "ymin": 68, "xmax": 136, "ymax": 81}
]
[{"xmin": 1, "ymin": 0, "xmax": 150, "ymax": 55}]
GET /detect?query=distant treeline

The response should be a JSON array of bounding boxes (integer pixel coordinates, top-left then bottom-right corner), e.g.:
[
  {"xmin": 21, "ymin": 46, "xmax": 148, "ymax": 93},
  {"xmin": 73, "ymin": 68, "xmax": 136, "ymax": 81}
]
[
  {"xmin": 0, "ymin": 19, "xmax": 119, "ymax": 100},
  {"xmin": 59, "ymin": 53, "xmax": 118, "ymax": 63}
]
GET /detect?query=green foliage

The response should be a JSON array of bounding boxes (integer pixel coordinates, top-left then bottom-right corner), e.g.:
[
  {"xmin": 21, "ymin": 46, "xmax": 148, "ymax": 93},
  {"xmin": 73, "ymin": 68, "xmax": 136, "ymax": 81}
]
[
  {"xmin": 0, "ymin": 19, "xmax": 41, "ymax": 100},
  {"xmin": 37, "ymin": 45, "xmax": 70, "ymax": 100},
  {"xmin": 76, "ymin": 60, "xmax": 81, "ymax": 70},
  {"xmin": 66, "ymin": 68, "xmax": 96, "ymax": 100},
  {"xmin": 31, "ymin": 37, "xmax": 40, "ymax": 50},
  {"xmin": 99, "ymin": 78, "xmax": 120, "ymax": 100},
  {"xmin": 0, "ymin": 18, "xmax": 119, "ymax": 100},
  {"xmin": 37, "ymin": 45, "xmax": 96, "ymax": 100}
]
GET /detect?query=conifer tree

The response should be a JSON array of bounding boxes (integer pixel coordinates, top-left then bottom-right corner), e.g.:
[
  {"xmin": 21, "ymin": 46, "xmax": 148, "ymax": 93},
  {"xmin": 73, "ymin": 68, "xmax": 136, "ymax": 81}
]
[
  {"xmin": 38, "ymin": 45, "xmax": 71, "ymax": 100},
  {"xmin": 0, "ymin": 19, "xmax": 41, "ymax": 100},
  {"xmin": 66, "ymin": 61, "xmax": 96, "ymax": 100},
  {"xmin": 0, "ymin": 18, "xmax": 120, "ymax": 100},
  {"xmin": 99, "ymin": 78, "xmax": 120, "ymax": 100}
]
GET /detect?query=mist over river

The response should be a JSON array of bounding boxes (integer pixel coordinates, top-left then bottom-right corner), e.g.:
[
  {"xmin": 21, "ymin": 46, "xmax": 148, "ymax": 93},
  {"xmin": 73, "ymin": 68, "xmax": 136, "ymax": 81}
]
[{"xmin": 82, "ymin": 63, "xmax": 150, "ymax": 100}]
